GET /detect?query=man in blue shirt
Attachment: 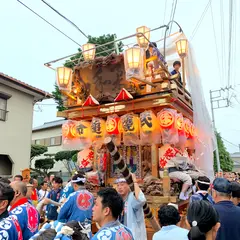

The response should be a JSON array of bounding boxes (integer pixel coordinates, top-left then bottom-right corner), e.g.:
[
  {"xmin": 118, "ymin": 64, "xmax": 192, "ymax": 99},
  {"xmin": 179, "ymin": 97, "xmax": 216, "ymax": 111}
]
[
  {"xmin": 171, "ymin": 61, "xmax": 183, "ymax": 85},
  {"xmin": 92, "ymin": 188, "xmax": 133, "ymax": 240},
  {"xmin": 153, "ymin": 205, "xmax": 188, "ymax": 240},
  {"xmin": 44, "ymin": 177, "xmax": 63, "ymax": 221},
  {"xmin": 190, "ymin": 176, "xmax": 214, "ymax": 204},
  {"xmin": 213, "ymin": 178, "xmax": 240, "ymax": 240},
  {"xmin": 58, "ymin": 173, "xmax": 94, "ymax": 225}
]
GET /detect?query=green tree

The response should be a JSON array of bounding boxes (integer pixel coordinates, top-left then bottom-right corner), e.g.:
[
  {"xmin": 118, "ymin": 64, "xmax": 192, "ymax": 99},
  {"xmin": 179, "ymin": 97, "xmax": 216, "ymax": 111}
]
[
  {"xmin": 34, "ymin": 154, "xmax": 55, "ymax": 176},
  {"xmin": 52, "ymin": 34, "xmax": 123, "ymax": 111},
  {"xmin": 30, "ymin": 144, "xmax": 48, "ymax": 167},
  {"xmin": 214, "ymin": 132, "xmax": 234, "ymax": 172},
  {"xmin": 55, "ymin": 150, "xmax": 79, "ymax": 174}
]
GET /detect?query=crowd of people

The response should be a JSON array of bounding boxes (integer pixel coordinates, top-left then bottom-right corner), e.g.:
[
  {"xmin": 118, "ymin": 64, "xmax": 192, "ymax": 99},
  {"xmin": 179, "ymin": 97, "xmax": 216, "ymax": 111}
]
[{"xmin": 0, "ymin": 172, "xmax": 239, "ymax": 240}]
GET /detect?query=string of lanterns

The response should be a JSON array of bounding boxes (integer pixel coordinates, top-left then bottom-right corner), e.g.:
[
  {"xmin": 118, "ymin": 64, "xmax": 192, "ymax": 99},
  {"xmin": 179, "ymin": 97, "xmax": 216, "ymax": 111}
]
[{"xmin": 62, "ymin": 108, "xmax": 196, "ymax": 150}]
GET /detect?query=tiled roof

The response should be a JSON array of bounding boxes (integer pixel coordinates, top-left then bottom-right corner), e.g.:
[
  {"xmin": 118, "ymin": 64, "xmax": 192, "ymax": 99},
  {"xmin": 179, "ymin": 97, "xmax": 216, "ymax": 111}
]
[
  {"xmin": 33, "ymin": 119, "xmax": 66, "ymax": 131},
  {"xmin": 0, "ymin": 72, "xmax": 52, "ymax": 98},
  {"xmin": 231, "ymin": 152, "xmax": 240, "ymax": 158}
]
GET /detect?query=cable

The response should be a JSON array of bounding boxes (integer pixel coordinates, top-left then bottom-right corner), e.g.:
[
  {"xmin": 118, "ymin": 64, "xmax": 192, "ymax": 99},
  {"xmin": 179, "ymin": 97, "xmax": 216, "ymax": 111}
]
[
  {"xmin": 222, "ymin": 137, "xmax": 239, "ymax": 149},
  {"xmin": 190, "ymin": 0, "xmax": 211, "ymax": 41},
  {"xmin": 220, "ymin": 0, "xmax": 226, "ymax": 86},
  {"xmin": 17, "ymin": 0, "xmax": 81, "ymax": 47},
  {"xmin": 161, "ymin": 0, "xmax": 168, "ymax": 37},
  {"xmin": 227, "ymin": 0, "xmax": 233, "ymax": 90},
  {"xmin": 41, "ymin": 0, "xmax": 88, "ymax": 39},
  {"xmin": 169, "ymin": 0, "xmax": 178, "ymax": 35},
  {"xmin": 210, "ymin": 1, "xmax": 223, "ymax": 87}
]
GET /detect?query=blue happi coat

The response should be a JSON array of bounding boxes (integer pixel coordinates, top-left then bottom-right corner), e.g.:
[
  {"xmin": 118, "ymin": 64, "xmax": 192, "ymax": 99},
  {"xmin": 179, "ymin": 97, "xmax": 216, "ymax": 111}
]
[
  {"xmin": 92, "ymin": 220, "xmax": 134, "ymax": 240},
  {"xmin": 0, "ymin": 215, "xmax": 23, "ymax": 240},
  {"xmin": 9, "ymin": 202, "xmax": 39, "ymax": 240},
  {"xmin": 59, "ymin": 182, "xmax": 74, "ymax": 203},
  {"xmin": 58, "ymin": 188, "xmax": 94, "ymax": 223}
]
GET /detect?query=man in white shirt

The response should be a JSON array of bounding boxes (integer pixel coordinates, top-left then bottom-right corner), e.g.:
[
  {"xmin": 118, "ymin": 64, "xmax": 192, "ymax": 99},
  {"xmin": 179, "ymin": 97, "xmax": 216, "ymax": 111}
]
[{"xmin": 38, "ymin": 181, "xmax": 48, "ymax": 202}]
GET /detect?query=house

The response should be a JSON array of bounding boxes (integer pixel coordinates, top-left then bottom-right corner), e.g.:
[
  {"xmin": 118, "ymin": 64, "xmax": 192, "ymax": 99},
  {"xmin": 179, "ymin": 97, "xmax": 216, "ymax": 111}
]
[
  {"xmin": 0, "ymin": 72, "xmax": 51, "ymax": 178},
  {"xmin": 231, "ymin": 152, "xmax": 240, "ymax": 172},
  {"xmin": 32, "ymin": 119, "xmax": 72, "ymax": 180}
]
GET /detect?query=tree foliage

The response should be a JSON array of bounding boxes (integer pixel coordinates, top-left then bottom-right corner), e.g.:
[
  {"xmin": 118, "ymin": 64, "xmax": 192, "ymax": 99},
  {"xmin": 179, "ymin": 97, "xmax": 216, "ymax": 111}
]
[
  {"xmin": 31, "ymin": 145, "xmax": 48, "ymax": 160},
  {"xmin": 52, "ymin": 34, "xmax": 124, "ymax": 111},
  {"xmin": 214, "ymin": 132, "xmax": 234, "ymax": 172},
  {"xmin": 55, "ymin": 150, "xmax": 79, "ymax": 162},
  {"xmin": 35, "ymin": 157, "xmax": 55, "ymax": 175}
]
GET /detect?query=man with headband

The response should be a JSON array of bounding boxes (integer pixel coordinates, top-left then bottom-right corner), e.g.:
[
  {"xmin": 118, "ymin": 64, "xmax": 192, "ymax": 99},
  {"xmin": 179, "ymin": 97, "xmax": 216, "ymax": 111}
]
[
  {"xmin": 190, "ymin": 176, "xmax": 214, "ymax": 204},
  {"xmin": 116, "ymin": 174, "xmax": 147, "ymax": 240},
  {"xmin": 57, "ymin": 173, "xmax": 93, "ymax": 234}
]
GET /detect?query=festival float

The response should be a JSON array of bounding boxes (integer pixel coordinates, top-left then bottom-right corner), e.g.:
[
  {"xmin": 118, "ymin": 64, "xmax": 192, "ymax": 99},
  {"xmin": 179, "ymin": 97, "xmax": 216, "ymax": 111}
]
[{"xmin": 45, "ymin": 22, "xmax": 214, "ymax": 239}]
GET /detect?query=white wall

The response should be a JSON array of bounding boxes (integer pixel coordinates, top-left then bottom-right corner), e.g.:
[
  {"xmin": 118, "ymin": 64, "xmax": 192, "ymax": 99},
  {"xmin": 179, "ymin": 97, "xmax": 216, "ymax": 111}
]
[
  {"xmin": 0, "ymin": 83, "xmax": 34, "ymax": 176},
  {"xmin": 32, "ymin": 126, "xmax": 68, "ymax": 173}
]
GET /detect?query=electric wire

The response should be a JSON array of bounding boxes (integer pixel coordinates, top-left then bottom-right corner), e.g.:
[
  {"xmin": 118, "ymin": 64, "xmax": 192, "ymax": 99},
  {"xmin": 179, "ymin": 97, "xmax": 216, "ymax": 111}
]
[
  {"xmin": 41, "ymin": 0, "xmax": 88, "ymax": 39},
  {"xmin": 17, "ymin": 0, "xmax": 81, "ymax": 47},
  {"xmin": 169, "ymin": 0, "xmax": 178, "ymax": 35},
  {"xmin": 220, "ymin": 0, "xmax": 226, "ymax": 87},
  {"xmin": 222, "ymin": 137, "xmax": 239, "ymax": 149},
  {"xmin": 210, "ymin": 0, "xmax": 223, "ymax": 87},
  {"xmin": 161, "ymin": 0, "xmax": 168, "ymax": 37},
  {"xmin": 190, "ymin": 0, "xmax": 211, "ymax": 41}
]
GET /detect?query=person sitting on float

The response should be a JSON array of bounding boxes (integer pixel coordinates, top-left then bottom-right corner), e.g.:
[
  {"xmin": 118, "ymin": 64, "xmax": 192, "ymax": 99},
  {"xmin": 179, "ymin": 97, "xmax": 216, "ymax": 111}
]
[{"xmin": 171, "ymin": 60, "xmax": 183, "ymax": 85}]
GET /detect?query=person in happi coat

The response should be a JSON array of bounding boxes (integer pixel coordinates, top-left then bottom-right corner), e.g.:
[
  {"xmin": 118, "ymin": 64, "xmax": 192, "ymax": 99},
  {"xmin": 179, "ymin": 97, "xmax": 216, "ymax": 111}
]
[
  {"xmin": 43, "ymin": 177, "xmax": 63, "ymax": 221},
  {"xmin": 92, "ymin": 188, "xmax": 133, "ymax": 240},
  {"xmin": 29, "ymin": 178, "xmax": 40, "ymax": 207},
  {"xmin": 58, "ymin": 173, "xmax": 93, "ymax": 234},
  {"xmin": 116, "ymin": 175, "xmax": 147, "ymax": 240},
  {"xmin": 9, "ymin": 181, "xmax": 39, "ymax": 240},
  {"xmin": 0, "ymin": 181, "xmax": 23, "ymax": 240}
]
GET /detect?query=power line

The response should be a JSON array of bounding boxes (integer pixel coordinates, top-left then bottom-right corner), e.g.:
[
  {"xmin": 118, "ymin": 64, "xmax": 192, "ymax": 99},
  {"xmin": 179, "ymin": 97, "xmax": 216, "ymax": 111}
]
[
  {"xmin": 190, "ymin": 0, "xmax": 211, "ymax": 41},
  {"xmin": 161, "ymin": 0, "xmax": 168, "ymax": 37},
  {"xmin": 222, "ymin": 137, "xmax": 239, "ymax": 149},
  {"xmin": 17, "ymin": 0, "xmax": 81, "ymax": 47},
  {"xmin": 41, "ymin": 0, "xmax": 88, "ymax": 39},
  {"xmin": 210, "ymin": 1, "xmax": 223, "ymax": 86},
  {"xmin": 220, "ymin": 0, "xmax": 226, "ymax": 86},
  {"xmin": 227, "ymin": 0, "xmax": 234, "ymax": 89},
  {"xmin": 169, "ymin": 0, "xmax": 178, "ymax": 35}
]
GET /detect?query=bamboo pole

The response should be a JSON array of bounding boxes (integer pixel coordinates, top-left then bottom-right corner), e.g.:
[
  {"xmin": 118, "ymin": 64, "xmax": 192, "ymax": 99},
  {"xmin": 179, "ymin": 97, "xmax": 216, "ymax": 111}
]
[{"xmin": 104, "ymin": 137, "xmax": 160, "ymax": 231}]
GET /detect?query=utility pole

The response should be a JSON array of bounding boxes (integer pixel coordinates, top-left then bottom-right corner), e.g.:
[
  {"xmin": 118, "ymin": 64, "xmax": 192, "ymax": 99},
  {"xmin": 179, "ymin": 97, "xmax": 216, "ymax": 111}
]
[{"xmin": 210, "ymin": 86, "xmax": 232, "ymax": 173}]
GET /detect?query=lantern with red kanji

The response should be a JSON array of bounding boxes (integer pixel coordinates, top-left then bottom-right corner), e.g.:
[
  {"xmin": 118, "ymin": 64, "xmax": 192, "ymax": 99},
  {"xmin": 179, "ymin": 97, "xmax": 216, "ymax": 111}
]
[
  {"xmin": 91, "ymin": 118, "xmax": 106, "ymax": 148},
  {"xmin": 157, "ymin": 108, "xmax": 179, "ymax": 145},
  {"xmin": 75, "ymin": 120, "xmax": 92, "ymax": 149},
  {"xmin": 140, "ymin": 110, "xmax": 161, "ymax": 144},
  {"xmin": 121, "ymin": 113, "xmax": 140, "ymax": 146}
]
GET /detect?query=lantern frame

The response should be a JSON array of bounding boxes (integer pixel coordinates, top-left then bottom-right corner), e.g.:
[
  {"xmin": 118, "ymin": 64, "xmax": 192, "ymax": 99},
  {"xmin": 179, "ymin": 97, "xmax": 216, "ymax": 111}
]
[
  {"xmin": 136, "ymin": 26, "xmax": 150, "ymax": 49},
  {"xmin": 176, "ymin": 39, "xmax": 188, "ymax": 58},
  {"xmin": 82, "ymin": 43, "xmax": 96, "ymax": 61},
  {"xmin": 56, "ymin": 67, "xmax": 72, "ymax": 92}
]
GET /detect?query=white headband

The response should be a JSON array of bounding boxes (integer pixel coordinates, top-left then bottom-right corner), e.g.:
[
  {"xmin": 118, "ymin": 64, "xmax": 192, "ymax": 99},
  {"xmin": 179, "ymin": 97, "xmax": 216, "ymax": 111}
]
[
  {"xmin": 115, "ymin": 178, "xmax": 127, "ymax": 184},
  {"xmin": 71, "ymin": 177, "xmax": 86, "ymax": 183},
  {"xmin": 197, "ymin": 180, "xmax": 210, "ymax": 185}
]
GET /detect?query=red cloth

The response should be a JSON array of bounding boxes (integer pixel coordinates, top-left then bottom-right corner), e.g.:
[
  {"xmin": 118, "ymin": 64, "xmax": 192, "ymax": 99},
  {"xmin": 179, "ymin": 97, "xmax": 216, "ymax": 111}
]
[
  {"xmin": 10, "ymin": 198, "xmax": 28, "ymax": 211},
  {"xmin": 31, "ymin": 189, "xmax": 38, "ymax": 201}
]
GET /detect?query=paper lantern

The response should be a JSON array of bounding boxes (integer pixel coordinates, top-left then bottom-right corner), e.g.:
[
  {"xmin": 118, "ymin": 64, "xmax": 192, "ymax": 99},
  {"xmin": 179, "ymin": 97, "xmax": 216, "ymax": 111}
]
[
  {"xmin": 82, "ymin": 43, "xmax": 96, "ymax": 61},
  {"xmin": 106, "ymin": 115, "xmax": 120, "ymax": 135},
  {"xmin": 56, "ymin": 67, "xmax": 72, "ymax": 92},
  {"xmin": 121, "ymin": 114, "xmax": 139, "ymax": 134},
  {"xmin": 78, "ymin": 148, "xmax": 94, "ymax": 169},
  {"xmin": 91, "ymin": 118, "xmax": 106, "ymax": 141},
  {"xmin": 75, "ymin": 120, "xmax": 91, "ymax": 139},
  {"xmin": 184, "ymin": 118, "xmax": 191, "ymax": 138},
  {"xmin": 176, "ymin": 113, "xmax": 184, "ymax": 131},
  {"xmin": 136, "ymin": 26, "xmax": 150, "ymax": 49},
  {"xmin": 62, "ymin": 121, "xmax": 76, "ymax": 139},
  {"xmin": 158, "ymin": 109, "xmax": 175, "ymax": 128},
  {"xmin": 157, "ymin": 109, "xmax": 179, "ymax": 145},
  {"xmin": 140, "ymin": 111, "xmax": 161, "ymax": 145}
]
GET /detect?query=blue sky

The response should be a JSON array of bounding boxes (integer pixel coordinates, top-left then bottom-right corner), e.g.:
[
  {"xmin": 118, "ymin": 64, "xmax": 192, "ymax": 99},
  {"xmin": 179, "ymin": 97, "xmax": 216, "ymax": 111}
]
[{"xmin": 1, "ymin": 0, "xmax": 239, "ymax": 153}]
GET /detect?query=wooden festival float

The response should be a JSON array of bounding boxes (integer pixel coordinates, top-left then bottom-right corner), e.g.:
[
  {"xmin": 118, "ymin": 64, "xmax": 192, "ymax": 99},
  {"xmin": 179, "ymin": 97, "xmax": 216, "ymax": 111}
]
[{"xmin": 46, "ymin": 24, "xmax": 196, "ymax": 238}]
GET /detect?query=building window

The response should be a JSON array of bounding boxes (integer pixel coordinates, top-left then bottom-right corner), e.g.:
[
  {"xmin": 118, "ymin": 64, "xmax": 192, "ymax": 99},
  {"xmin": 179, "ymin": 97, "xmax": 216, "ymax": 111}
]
[
  {"xmin": 50, "ymin": 137, "xmax": 55, "ymax": 146},
  {"xmin": 0, "ymin": 98, "xmax": 7, "ymax": 121},
  {"xmin": 35, "ymin": 139, "xmax": 41, "ymax": 145}
]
